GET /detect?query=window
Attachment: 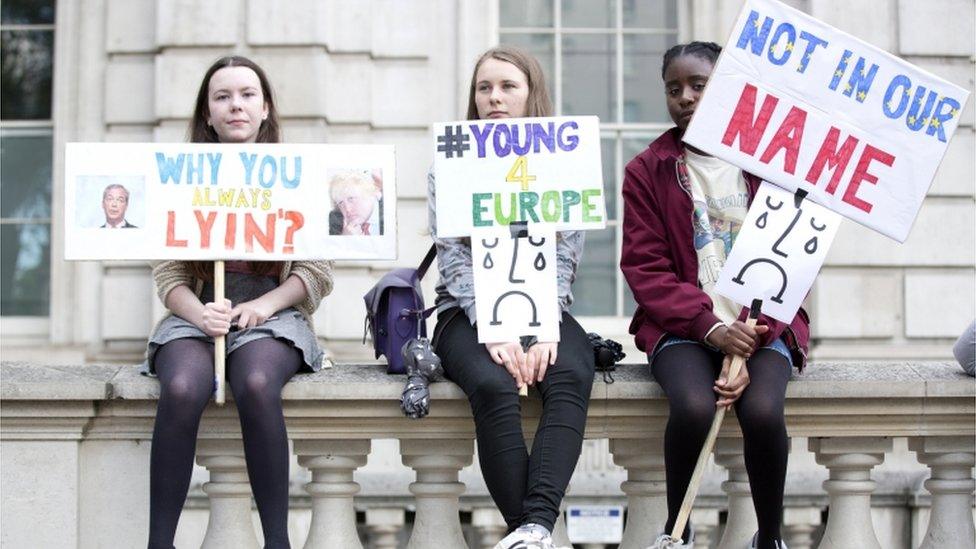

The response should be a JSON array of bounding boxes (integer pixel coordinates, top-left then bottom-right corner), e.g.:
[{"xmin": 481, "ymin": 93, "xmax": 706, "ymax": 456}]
[
  {"xmin": 500, "ymin": 0, "xmax": 680, "ymax": 318},
  {"xmin": 1, "ymin": 0, "xmax": 55, "ymax": 316}
]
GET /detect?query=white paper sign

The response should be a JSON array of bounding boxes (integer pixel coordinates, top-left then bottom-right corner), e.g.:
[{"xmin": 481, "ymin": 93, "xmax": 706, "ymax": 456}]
[
  {"xmin": 717, "ymin": 182, "xmax": 841, "ymax": 323},
  {"xmin": 566, "ymin": 505, "xmax": 624, "ymax": 544},
  {"xmin": 64, "ymin": 143, "xmax": 397, "ymax": 260},
  {"xmin": 471, "ymin": 224, "xmax": 559, "ymax": 343},
  {"xmin": 683, "ymin": 0, "xmax": 970, "ymax": 242},
  {"xmin": 433, "ymin": 116, "xmax": 606, "ymax": 238}
]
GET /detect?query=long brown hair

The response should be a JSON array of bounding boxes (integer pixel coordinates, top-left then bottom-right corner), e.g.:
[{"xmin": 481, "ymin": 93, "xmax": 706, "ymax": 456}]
[
  {"xmin": 186, "ymin": 56, "xmax": 281, "ymax": 281},
  {"xmin": 466, "ymin": 46, "xmax": 553, "ymax": 120}
]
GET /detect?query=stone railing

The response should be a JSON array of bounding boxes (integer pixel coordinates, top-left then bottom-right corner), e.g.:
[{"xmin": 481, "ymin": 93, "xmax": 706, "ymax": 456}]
[{"xmin": 1, "ymin": 361, "xmax": 973, "ymax": 548}]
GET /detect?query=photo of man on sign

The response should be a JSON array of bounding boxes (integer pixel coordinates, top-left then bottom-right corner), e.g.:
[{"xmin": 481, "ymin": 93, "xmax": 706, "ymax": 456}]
[
  {"xmin": 328, "ymin": 169, "xmax": 384, "ymax": 236},
  {"xmin": 100, "ymin": 183, "xmax": 137, "ymax": 229}
]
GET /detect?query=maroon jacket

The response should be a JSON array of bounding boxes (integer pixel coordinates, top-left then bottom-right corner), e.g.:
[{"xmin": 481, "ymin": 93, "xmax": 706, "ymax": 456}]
[{"xmin": 620, "ymin": 127, "xmax": 810, "ymax": 370}]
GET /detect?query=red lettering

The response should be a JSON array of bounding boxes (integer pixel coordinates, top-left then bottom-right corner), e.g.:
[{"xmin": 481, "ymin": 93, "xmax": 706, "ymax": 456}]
[
  {"xmin": 805, "ymin": 127, "xmax": 859, "ymax": 195},
  {"xmin": 193, "ymin": 210, "xmax": 217, "ymax": 249},
  {"xmin": 244, "ymin": 213, "xmax": 276, "ymax": 253},
  {"xmin": 721, "ymin": 83, "xmax": 780, "ymax": 155},
  {"xmin": 758, "ymin": 106, "xmax": 807, "ymax": 174},
  {"xmin": 224, "ymin": 212, "xmax": 237, "ymax": 250},
  {"xmin": 165, "ymin": 211, "xmax": 187, "ymax": 248},
  {"xmin": 843, "ymin": 145, "xmax": 895, "ymax": 214}
]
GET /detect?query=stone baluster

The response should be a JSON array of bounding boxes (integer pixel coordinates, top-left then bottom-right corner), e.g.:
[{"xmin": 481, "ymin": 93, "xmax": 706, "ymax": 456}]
[
  {"xmin": 783, "ymin": 507, "xmax": 821, "ymax": 549},
  {"xmin": 471, "ymin": 507, "xmax": 507, "ymax": 549},
  {"xmin": 809, "ymin": 437, "xmax": 891, "ymax": 549},
  {"xmin": 609, "ymin": 438, "xmax": 667, "ymax": 549},
  {"xmin": 196, "ymin": 439, "xmax": 260, "ymax": 549},
  {"xmin": 400, "ymin": 438, "xmax": 474, "ymax": 549},
  {"xmin": 365, "ymin": 507, "xmax": 405, "ymax": 549},
  {"xmin": 691, "ymin": 508, "xmax": 720, "ymax": 548},
  {"xmin": 551, "ymin": 510, "xmax": 571, "ymax": 547},
  {"xmin": 909, "ymin": 436, "xmax": 976, "ymax": 549},
  {"xmin": 294, "ymin": 439, "xmax": 370, "ymax": 549},
  {"xmin": 715, "ymin": 438, "xmax": 756, "ymax": 549}
]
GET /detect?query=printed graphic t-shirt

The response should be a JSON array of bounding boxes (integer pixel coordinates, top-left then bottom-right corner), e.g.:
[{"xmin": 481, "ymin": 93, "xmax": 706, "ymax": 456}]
[{"xmin": 684, "ymin": 148, "xmax": 749, "ymax": 326}]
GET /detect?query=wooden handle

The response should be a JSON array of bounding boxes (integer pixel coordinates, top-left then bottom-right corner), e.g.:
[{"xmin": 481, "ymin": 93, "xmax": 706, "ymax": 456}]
[
  {"xmin": 670, "ymin": 305, "xmax": 761, "ymax": 540},
  {"xmin": 214, "ymin": 260, "xmax": 226, "ymax": 405},
  {"xmin": 518, "ymin": 385, "xmax": 528, "ymax": 397}
]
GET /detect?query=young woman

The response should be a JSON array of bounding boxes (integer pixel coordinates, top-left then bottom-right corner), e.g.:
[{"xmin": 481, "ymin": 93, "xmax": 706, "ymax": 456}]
[
  {"xmin": 620, "ymin": 42, "xmax": 810, "ymax": 549},
  {"xmin": 145, "ymin": 56, "xmax": 333, "ymax": 549},
  {"xmin": 428, "ymin": 46, "xmax": 594, "ymax": 549}
]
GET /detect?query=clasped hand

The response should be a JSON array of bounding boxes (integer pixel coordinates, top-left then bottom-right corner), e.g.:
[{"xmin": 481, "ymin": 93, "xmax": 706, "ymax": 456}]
[
  {"xmin": 199, "ymin": 298, "xmax": 276, "ymax": 337},
  {"xmin": 485, "ymin": 341, "xmax": 558, "ymax": 389},
  {"xmin": 707, "ymin": 320, "xmax": 769, "ymax": 408}
]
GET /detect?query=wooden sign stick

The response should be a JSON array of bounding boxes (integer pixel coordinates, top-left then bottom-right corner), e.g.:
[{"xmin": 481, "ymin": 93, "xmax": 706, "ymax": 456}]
[
  {"xmin": 668, "ymin": 298, "xmax": 763, "ymax": 544},
  {"xmin": 214, "ymin": 260, "xmax": 226, "ymax": 405}
]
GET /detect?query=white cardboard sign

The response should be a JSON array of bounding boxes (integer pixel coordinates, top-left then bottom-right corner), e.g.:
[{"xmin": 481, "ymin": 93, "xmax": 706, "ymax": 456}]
[
  {"xmin": 717, "ymin": 182, "xmax": 841, "ymax": 323},
  {"xmin": 683, "ymin": 0, "xmax": 970, "ymax": 242},
  {"xmin": 432, "ymin": 116, "xmax": 606, "ymax": 238},
  {"xmin": 64, "ymin": 143, "xmax": 397, "ymax": 260},
  {"xmin": 471, "ymin": 224, "xmax": 559, "ymax": 343}
]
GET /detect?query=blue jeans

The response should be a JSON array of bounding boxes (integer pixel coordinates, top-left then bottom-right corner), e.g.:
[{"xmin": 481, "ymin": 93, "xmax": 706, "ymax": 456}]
[{"xmin": 652, "ymin": 334, "xmax": 793, "ymax": 368}]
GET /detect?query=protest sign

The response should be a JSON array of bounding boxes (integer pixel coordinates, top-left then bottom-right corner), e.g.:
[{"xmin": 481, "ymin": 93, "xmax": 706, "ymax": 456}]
[
  {"xmin": 433, "ymin": 115, "xmax": 606, "ymax": 238},
  {"xmin": 683, "ymin": 0, "xmax": 970, "ymax": 242},
  {"xmin": 717, "ymin": 182, "xmax": 842, "ymax": 323},
  {"xmin": 65, "ymin": 143, "xmax": 396, "ymax": 260},
  {"xmin": 471, "ymin": 224, "xmax": 560, "ymax": 343}
]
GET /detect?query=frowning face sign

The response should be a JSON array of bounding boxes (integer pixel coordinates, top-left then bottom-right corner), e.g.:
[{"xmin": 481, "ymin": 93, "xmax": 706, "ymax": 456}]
[
  {"xmin": 472, "ymin": 223, "xmax": 560, "ymax": 343},
  {"xmin": 717, "ymin": 182, "xmax": 842, "ymax": 324}
]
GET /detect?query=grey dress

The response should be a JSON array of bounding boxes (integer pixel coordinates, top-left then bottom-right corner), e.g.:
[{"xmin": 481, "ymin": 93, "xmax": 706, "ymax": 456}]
[{"xmin": 144, "ymin": 271, "xmax": 325, "ymax": 374}]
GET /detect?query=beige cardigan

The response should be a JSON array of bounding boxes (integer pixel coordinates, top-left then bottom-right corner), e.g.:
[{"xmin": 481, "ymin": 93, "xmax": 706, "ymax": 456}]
[{"xmin": 151, "ymin": 260, "xmax": 334, "ymax": 332}]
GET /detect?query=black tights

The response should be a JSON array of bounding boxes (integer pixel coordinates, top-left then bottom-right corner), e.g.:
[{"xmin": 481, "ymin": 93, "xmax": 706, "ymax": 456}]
[
  {"xmin": 651, "ymin": 343, "xmax": 791, "ymax": 549},
  {"xmin": 148, "ymin": 337, "xmax": 301, "ymax": 549}
]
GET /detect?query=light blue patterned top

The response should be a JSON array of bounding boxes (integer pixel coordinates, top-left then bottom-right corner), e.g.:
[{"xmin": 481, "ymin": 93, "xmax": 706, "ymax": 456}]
[{"xmin": 427, "ymin": 169, "xmax": 584, "ymax": 325}]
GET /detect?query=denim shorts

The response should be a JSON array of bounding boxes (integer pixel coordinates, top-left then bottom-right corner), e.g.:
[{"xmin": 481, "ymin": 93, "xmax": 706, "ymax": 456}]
[{"xmin": 651, "ymin": 334, "xmax": 793, "ymax": 368}]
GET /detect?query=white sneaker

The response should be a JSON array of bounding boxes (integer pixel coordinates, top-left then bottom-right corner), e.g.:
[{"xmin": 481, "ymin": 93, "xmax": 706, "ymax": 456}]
[
  {"xmin": 647, "ymin": 526, "xmax": 695, "ymax": 548},
  {"xmin": 493, "ymin": 524, "xmax": 549, "ymax": 549}
]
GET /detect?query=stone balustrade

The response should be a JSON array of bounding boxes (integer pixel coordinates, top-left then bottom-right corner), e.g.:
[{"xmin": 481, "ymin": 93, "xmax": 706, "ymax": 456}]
[{"xmin": 1, "ymin": 361, "xmax": 973, "ymax": 548}]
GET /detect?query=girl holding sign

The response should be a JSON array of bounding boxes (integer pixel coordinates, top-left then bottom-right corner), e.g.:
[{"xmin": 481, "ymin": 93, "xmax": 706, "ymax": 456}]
[
  {"xmin": 428, "ymin": 46, "xmax": 594, "ymax": 549},
  {"xmin": 145, "ymin": 56, "xmax": 333, "ymax": 549},
  {"xmin": 620, "ymin": 42, "xmax": 810, "ymax": 549}
]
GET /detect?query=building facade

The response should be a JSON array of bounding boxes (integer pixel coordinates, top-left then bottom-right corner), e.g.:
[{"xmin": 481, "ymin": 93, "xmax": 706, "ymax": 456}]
[{"xmin": 1, "ymin": 1, "xmax": 974, "ymax": 361}]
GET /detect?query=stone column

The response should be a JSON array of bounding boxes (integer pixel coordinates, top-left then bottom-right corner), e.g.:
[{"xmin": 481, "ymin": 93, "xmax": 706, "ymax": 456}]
[
  {"xmin": 783, "ymin": 507, "xmax": 821, "ymax": 549},
  {"xmin": 400, "ymin": 438, "xmax": 474, "ymax": 549},
  {"xmin": 365, "ymin": 507, "xmax": 405, "ymax": 549},
  {"xmin": 691, "ymin": 508, "xmax": 720, "ymax": 548},
  {"xmin": 609, "ymin": 438, "xmax": 667, "ymax": 549},
  {"xmin": 909, "ymin": 436, "xmax": 976, "ymax": 549},
  {"xmin": 196, "ymin": 439, "xmax": 260, "ymax": 549},
  {"xmin": 809, "ymin": 437, "xmax": 891, "ymax": 549},
  {"xmin": 294, "ymin": 439, "xmax": 370, "ymax": 549},
  {"xmin": 471, "ymin": 507, "xmax": 507, "ymax": 549},
  {"xmin": 715, "ymin": 438, "xmax": 756, "ymax": 549}
]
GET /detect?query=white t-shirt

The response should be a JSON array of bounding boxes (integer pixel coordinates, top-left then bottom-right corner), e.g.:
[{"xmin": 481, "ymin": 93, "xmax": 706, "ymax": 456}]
[{"xmin": 684, "ymin": 148, "xmax": 749, "ymax": 326}]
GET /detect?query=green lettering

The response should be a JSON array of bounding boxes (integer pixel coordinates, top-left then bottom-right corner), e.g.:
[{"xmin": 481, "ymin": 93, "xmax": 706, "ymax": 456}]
[
  {"xmin": 518, "ymin": 192, "xmax": 540, "ymax": 223},
  {"xmin": 494, "ymin": 193, "xmax": 517, "ymax": 225},
  {"xmin": 561, "ymin": 190, "xmax": 581, "ymax": 222},
  {"xmin": 581, "ymin": 189, "xmax": 602, "ymax": 222},
  {"xmin": 472, "ymin": 193, "xmax": 492, "ymax": 227},
  {"xmin": 540, "ymin": 190, "xmax": 561, "ymax": 222}
]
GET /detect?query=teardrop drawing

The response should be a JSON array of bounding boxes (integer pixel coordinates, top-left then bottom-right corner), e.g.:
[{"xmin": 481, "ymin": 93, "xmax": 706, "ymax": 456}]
[
  {"xmin": 534, "ymin": 252, "xmax": 546, "ymax": 270},
  {"xmin": 804, "ymin": 237, "xmax": 818, "ymax": 254},
  {"xmin": 756, "ymin": 211, "xmax": 768, "ymax": 229},
  {"xmin": 483, "ymin": 253, "xmax": 494, "ymax": 269}
]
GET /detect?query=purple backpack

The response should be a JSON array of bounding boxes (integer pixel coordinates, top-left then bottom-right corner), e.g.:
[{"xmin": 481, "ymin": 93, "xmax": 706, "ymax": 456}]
[{"xmin": 363, "ymin": 245, "xmax": 437, "ymax": 374}]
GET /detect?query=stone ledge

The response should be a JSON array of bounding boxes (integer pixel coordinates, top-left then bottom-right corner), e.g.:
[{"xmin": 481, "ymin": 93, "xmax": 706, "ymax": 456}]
[{"xmin": 2, "ymin": 361, "xmax": 972, "ymax": 402}]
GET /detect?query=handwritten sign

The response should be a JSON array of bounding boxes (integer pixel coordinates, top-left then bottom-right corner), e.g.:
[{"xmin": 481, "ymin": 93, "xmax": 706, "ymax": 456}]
[
  {"xmin": 683, "ymin": 0, "xmax": 970, "ymax": 242},
  {"xmin": 717, "ymin": 183, "xmax": 841, "ymax": 323},
  {"xmin": 433, "ymin": 116, "xmax": 606, "ymax": 238},
  {"xmin": 64, "ymin": 143, "xmax": 396, "ymax": 260},
  {"xmin": 471, "ymin": 224, "xmax": 560, "ymax": 343}
]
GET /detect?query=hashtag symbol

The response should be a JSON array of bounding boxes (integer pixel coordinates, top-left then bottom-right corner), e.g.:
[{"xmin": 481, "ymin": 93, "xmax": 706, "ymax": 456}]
[{"xmin": 436, "ymin": 124, "xmax": 470, "ymax": 158}]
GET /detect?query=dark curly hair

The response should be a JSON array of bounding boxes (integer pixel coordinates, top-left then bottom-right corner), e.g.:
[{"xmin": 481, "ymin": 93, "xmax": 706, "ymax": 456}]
[{"xmin": 661, "ymin": 41, "xmax": 722, "ymax": 79}]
